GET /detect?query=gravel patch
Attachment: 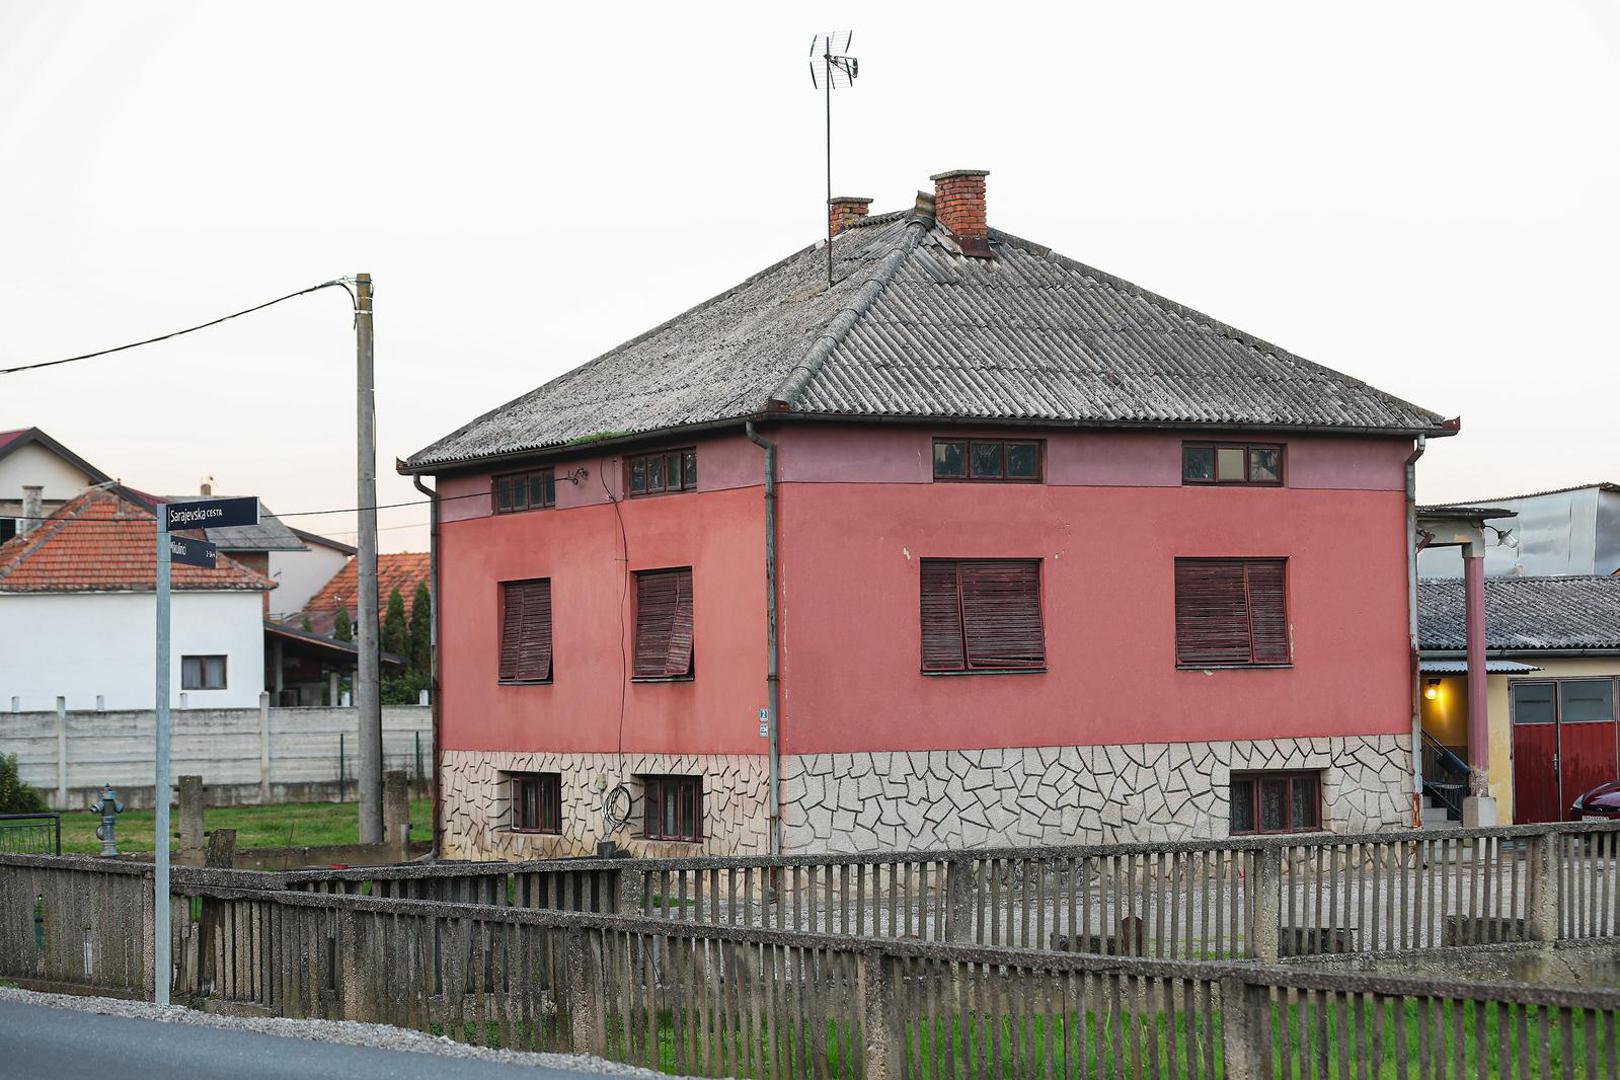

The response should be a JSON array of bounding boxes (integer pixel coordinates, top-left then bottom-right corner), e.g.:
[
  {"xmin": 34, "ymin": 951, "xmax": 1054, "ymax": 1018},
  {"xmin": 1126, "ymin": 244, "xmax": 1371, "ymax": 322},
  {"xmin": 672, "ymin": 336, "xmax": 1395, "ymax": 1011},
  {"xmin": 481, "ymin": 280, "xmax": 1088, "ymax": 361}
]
[{"xmin": 0, "ymin": 985, "xmax": 705, "ymax": 1077}]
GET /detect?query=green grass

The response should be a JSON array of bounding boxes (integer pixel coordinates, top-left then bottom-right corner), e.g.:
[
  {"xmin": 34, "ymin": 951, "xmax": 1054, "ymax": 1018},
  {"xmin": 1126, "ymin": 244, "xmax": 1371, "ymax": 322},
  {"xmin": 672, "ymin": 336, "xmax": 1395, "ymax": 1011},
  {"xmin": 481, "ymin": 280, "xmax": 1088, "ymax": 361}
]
[
  {"xmin": 419, "ymin": 1000, "xmax": 1612, "ymax": 1079},
  {"xmin": 59, "ymin": 799, "xmax": 431, "ymax": 855}
]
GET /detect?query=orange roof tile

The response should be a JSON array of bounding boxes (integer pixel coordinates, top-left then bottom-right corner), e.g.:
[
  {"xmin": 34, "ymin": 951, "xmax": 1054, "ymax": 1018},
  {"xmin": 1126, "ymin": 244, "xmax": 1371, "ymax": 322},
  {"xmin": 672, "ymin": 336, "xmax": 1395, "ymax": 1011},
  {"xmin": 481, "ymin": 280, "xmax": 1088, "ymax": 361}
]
[
  {"xmin": 0, "ymin": 488, "xmax": 274, "ymax": 593},
  {"xmin": 304, "ymin": 552, "xmax": 431, "ymax": 615}
]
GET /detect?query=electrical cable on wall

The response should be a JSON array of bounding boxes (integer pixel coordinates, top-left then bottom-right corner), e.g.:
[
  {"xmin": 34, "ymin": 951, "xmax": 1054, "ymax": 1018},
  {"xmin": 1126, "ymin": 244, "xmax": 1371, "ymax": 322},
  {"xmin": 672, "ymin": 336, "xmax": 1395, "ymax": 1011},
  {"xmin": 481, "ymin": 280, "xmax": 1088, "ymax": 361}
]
[{"xmin": 599, "ymin": 461, "xmax": 634, "ymax": 834}]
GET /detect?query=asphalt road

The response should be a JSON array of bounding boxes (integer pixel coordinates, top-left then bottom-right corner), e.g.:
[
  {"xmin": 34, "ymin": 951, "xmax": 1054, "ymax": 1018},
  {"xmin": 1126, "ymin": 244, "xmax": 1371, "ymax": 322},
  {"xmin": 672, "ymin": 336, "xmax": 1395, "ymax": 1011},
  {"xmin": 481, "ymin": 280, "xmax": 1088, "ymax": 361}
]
[{"xmin": 0, "ymin": 998, "xmax": 597, "ymax": 1080}]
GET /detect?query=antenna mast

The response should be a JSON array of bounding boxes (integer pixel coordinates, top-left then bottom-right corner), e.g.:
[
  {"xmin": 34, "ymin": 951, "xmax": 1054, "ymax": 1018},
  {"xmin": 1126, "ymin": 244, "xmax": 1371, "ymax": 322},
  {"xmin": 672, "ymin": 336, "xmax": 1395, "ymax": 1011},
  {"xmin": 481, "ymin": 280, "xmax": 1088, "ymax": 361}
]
[{"xmin": 809, "ymin": 32, "xmax": 859, "ymax": 286}]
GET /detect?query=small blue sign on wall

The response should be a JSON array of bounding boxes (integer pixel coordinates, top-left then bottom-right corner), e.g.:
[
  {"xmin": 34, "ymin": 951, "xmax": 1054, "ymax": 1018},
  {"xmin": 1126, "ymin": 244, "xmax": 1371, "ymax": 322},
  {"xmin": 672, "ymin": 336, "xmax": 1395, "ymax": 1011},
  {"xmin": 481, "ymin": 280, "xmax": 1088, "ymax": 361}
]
[{"xmin": 758, "ymin": 708, "xmax": 770, "ymax": 738}]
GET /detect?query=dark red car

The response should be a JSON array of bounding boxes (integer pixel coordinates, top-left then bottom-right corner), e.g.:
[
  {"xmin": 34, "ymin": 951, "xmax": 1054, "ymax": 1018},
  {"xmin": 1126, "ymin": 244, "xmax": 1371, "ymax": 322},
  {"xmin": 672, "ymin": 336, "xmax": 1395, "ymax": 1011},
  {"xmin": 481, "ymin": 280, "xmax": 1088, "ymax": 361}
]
[{"xmin": 1570, "ymin": 779, "xmax": 1620, "ymax": 819}]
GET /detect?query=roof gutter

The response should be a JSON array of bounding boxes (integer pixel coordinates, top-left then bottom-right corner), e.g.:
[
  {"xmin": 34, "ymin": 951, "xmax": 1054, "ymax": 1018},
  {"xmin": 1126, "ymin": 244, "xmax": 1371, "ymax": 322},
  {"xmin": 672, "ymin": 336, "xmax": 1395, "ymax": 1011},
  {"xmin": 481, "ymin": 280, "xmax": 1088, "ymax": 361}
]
[
  {"xmin": 744, "ymin": 421, "xmax": 783, "ymax": 857},
  {"xmin": 1404, "ymin": 434, "xmax": 1426, "ymax": 829},
  {"xmin": 1423, "ymin": 648, "xmax": 1620, "ymax": 660},
  {"xmin": 411, "ymin": 473, "xmax": 443, "ymax": 860}
]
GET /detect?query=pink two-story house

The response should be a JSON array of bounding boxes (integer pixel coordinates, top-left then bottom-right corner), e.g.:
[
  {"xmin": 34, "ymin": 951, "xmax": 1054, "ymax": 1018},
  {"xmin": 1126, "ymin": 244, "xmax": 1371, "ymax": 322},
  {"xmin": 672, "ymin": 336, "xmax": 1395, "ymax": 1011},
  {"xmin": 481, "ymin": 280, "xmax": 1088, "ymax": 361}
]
[{"xmin": 402, "ymin": 170, "xmax": 1455, "ymax": 859}]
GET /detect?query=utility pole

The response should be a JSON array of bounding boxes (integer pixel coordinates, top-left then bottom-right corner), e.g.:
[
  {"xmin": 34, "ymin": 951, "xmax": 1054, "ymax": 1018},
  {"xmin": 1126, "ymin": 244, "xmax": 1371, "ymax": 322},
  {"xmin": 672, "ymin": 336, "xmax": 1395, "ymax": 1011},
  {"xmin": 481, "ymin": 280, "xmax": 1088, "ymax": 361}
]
[
  {"xmin": 355, "ymin": 272, "xmax": 383, "ymax": 844},
  {"xmin": 152, "ymin": 505, "xmax": 172, "ymax": 1005}
]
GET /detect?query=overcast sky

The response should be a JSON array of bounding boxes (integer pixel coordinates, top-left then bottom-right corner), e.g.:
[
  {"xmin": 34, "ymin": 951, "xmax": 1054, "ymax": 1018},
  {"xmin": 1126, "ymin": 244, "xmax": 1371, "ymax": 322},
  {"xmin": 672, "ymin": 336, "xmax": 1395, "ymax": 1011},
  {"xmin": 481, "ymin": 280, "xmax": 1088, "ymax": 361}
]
[{"xmin": 3, "ymin": 2, "xmax": 1617, "ymax": 551}]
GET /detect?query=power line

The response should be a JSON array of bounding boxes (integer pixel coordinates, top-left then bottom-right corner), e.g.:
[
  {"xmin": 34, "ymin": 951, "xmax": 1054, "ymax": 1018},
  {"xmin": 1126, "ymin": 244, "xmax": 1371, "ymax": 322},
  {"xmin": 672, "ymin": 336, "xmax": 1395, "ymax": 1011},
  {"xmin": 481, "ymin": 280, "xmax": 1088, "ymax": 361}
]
[{"xmin": 0, "ymin": 279, "xmax": 352, "ymax": 376}]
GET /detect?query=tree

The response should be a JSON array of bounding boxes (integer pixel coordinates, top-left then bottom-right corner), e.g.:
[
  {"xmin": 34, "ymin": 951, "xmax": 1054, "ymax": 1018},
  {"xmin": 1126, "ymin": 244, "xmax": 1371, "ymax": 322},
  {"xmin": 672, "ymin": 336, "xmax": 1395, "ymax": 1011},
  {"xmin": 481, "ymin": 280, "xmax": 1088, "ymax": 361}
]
[
  {"xmin": 408, "ymin": 580, "xmax": 432, "ymax": 674},
  {"xmin": 381, "ymin": 586, "xmax": 408, "ymax": 658},
  {"xmin": 300, "ymin": 614, "xmax": 313, "ymax": 633},
  {"xmin": 333, "ymin": 607, "xmax": 353, "ymax": 642},
  {"xmin": 0, "ymin": 753, "xmax": 45, "ymax": 813}
]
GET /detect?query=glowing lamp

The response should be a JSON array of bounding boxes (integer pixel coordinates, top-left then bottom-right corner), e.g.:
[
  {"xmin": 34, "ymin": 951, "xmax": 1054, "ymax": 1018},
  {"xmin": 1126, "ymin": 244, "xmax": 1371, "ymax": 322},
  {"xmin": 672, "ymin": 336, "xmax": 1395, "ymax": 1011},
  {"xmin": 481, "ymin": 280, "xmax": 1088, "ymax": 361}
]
[{"xmin": 1424, "ymin": 678, "xmax": 1441, "ymax": 701}]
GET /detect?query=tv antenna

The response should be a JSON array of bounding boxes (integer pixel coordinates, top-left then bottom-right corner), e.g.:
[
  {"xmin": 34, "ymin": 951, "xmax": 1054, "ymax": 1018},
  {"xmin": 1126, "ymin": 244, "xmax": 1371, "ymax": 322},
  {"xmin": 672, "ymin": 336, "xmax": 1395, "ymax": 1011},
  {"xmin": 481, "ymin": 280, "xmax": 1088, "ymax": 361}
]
[{"xmin": 809, "ymin": 31, "xmax": 859, "ymax": 285}]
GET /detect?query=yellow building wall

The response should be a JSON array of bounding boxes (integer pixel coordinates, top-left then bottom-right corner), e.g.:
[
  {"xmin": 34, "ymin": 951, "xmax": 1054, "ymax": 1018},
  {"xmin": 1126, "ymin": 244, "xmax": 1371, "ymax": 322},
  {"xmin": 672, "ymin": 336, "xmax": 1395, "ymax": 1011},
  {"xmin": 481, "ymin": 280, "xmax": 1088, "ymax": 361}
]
[{"xmin": 1425, "ymin": 658, "xmax": 1620, "ymax": 825}]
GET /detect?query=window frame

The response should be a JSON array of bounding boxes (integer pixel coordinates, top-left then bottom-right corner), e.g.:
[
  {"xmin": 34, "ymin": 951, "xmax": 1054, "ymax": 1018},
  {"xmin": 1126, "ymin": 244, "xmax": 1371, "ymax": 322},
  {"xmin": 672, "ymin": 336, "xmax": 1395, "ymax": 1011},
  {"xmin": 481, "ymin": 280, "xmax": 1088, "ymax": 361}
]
[
  {"xmin": 1174, "ymin": 557, "xmax": 1292, "ymax": 669},
  {"xmin": 632, "ymin": 567, "xmax": 695, "ymax": 682},
  {"xmin": 919, "ymin": 558, "xmax": 1047, "ymax": 675},
  {"xmin": 180, "ymin": 654, "xmax": 228, "ymax": 690},
  {"xmin": 508, "ymin": 772, "xmax": 563, "ymax": 834},
  {"xmin": 626, "ymin": 448, "xmax": 698, "ymax": 498},
  {"xmin": 498, "ymin": 578, "xmax": 554, "ymax": 685},
  {"xmin": 1181, "ymin": 441, "xmax": 1285, "ymax": 487},
  {"xmin": 1229, "ymin": 770, "xmax": 1323, "ymax": 836},
  {"xmin": 931, "ymin": 438, "xmax": 1045, "ymax": 483},
  {"xmin": 642, "ymin": 774, "xmax": 704, "ymax": 842},
  {"xmin": 491, "ymin": 468, "xmax": 556, "ymax": 514}
]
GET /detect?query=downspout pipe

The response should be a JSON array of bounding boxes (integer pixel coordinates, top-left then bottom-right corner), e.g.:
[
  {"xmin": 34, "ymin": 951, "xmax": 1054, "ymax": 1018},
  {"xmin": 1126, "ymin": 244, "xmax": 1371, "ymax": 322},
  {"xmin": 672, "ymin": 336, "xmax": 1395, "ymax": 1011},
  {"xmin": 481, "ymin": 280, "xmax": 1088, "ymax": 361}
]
[
  {"xmin": 412, "ymin": 473, "xmax": 443, "ymax": 859},
  {"xmin": 1403, "ymin": 434, "xmax": 1427, "ymax": 828},
  {"xmin": 745, "ymin": 421, "xmax": 783, "ymax": 856}
]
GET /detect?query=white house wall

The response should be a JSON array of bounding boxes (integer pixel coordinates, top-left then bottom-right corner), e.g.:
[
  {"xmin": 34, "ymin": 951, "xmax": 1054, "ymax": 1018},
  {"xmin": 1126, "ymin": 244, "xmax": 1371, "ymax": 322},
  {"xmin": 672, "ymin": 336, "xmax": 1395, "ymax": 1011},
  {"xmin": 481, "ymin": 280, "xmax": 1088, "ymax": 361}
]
[
  {"xmin": 267, "ymin": 545, "xmax": 351, "ymax": 618},
  {"xmin": 0, "ymin": 590, "xmax": 265, "ymax": 710},
  {"xmin": 0, "ymin": 441, "xmax": 96, "ymax": 516}
]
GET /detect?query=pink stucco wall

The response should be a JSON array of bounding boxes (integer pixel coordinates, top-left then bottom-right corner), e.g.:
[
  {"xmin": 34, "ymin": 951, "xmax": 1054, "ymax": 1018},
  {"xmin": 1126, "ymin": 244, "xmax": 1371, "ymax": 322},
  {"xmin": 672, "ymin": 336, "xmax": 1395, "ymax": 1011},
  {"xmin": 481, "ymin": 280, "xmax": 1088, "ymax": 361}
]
[
  {"xmin": 776, "ymin": 482, "xmax": 1411, "ymax": 755},
  {"xmin": 434, "ymin": 425, "xmax": 1414, "ymax": 757}
]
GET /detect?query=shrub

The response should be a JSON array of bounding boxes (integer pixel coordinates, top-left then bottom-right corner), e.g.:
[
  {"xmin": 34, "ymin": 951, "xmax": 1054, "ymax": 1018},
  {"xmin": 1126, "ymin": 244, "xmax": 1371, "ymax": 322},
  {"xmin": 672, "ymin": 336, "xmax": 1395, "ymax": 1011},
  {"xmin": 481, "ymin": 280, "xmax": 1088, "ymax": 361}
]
[{"xmin": 0, "ymin": 753, "xmax": 46, "ymax": 813}]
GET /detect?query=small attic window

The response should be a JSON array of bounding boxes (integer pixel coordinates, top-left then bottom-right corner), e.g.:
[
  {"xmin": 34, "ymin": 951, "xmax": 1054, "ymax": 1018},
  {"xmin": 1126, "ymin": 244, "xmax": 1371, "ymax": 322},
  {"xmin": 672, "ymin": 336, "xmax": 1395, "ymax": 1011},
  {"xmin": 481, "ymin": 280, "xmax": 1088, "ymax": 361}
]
[{"xmin": 628, "ymin": 449, "xmax": 697, "ymax": 496}]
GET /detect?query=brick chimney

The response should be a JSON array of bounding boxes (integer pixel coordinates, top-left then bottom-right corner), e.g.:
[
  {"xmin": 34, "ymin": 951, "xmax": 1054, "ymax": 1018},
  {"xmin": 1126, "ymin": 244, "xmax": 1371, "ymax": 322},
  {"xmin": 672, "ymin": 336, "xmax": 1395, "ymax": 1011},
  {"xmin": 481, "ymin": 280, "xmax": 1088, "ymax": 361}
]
[
  {"xmin": 931, "ymin": 169, "xmax": 991, "ymax": 257},
  {"xmin": 20, "ymin": 485, "xmax": 42, "ymax": 538},
  {"xmin": 828, "ymin": 196, "xmax": 872, "ymax": 238}
]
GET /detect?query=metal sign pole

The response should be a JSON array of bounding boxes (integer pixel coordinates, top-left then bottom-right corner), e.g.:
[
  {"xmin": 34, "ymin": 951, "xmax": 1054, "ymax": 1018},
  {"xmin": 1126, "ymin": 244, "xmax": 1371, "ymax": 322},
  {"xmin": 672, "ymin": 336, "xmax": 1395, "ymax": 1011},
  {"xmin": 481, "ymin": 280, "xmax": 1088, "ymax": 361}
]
[{"xmin": 153, "ymin": 504, "xmax": 172, "ymax": 1005}]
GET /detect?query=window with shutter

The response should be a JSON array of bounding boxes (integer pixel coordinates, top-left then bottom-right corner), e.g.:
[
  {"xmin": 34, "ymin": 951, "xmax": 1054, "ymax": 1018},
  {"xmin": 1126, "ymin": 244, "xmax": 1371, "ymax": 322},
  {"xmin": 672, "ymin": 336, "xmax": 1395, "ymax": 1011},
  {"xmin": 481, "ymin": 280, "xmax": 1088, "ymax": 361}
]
[
  {"xmin": 498, "ymin": 579, "xmax": 553, "ymax": 683},
  {"xmin": 1174, "ymin": 558, "xmax": 1290, "ymax": 667},
  {"xmin": 920, "ymin": 559, "xmax": 1044, "ymax": 673},
  {"xmin": 634, "ymin": 568, "xmax": 694, "ymax": 680}
]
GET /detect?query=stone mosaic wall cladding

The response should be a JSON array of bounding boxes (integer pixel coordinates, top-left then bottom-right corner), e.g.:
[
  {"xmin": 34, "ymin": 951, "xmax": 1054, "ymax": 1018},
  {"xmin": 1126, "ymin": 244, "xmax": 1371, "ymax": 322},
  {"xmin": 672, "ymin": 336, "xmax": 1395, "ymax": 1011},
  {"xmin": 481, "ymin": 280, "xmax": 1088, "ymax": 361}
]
[
  {"xmin": 778, "ymin": 734, "xmax": 1413, "ymax": 854},
  {"xmin": 439, "ymin": 750, "xmax": 771, "ymax": 860}
]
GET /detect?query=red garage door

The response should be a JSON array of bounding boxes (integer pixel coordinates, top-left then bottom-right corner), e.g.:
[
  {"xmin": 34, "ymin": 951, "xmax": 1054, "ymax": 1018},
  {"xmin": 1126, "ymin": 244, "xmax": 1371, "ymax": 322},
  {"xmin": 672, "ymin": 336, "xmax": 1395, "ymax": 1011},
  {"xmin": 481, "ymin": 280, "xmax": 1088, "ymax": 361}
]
[{"xmin": 1511, "ymin": 678, "xmax": 1620, "ymax": 823}]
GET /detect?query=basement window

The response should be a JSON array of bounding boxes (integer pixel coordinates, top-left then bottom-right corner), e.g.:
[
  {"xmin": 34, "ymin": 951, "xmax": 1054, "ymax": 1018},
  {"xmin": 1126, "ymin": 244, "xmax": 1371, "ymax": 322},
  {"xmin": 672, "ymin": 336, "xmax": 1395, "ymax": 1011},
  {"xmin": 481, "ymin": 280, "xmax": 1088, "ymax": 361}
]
[
  {"xmin": 1182, "ymin": 442, "xmax": 1284, "ymax": 486},
  {"xmin": 628, "ymin": 449, "xmax": 697, "ymax": 496},
  {"xmin": 508, "ymin": 772, "xmax": 562, "ymax": 834},
  {"xmin": 642, "ymin": 775, "xmax": 703, "ymax": 842},
  {"xmin": 1230, "ymin": 771, "xmax": 1321, "ymax": 835}
]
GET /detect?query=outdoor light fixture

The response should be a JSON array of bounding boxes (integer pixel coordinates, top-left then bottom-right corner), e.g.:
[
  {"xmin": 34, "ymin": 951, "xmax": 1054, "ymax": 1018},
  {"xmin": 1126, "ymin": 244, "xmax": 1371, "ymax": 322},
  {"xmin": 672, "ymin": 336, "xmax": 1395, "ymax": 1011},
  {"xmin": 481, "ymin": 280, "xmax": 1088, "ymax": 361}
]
[
  {"xmin": 1425, "ymin": 678, "xmax": 1441, "ymax": 701},
  {"xmin": 1485, "ymin": 523, "xmax": 1519, "ymax": 549}
]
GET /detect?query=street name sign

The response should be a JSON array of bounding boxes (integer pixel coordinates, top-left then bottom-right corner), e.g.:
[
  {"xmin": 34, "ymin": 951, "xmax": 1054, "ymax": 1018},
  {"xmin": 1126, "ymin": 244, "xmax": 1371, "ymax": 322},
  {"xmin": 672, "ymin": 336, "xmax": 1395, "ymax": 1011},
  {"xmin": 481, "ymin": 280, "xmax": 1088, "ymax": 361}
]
[
  {"xmin": 164, "ymin": 495, "xmax": 258, "ymax": 531},
  {"xmin": 167, "ymin": 535, "xmax": 217, "ymax": 569}
]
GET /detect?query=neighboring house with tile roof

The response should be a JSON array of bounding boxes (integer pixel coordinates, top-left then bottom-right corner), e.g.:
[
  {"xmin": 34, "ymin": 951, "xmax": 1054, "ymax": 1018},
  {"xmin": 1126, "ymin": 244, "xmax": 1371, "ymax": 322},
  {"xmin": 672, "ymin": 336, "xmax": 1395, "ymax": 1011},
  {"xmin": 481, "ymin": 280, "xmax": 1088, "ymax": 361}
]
[
  {"xmin": 400, "ymin": 169, "xmax": 1455, "ymax": 859},
  {"xmin": 0, "ymin": 488, "xmax": 273, "ymax": 710},
  {"xmin": 293, "ymin": 552, "xmax": 430, "ymax": 638},
  {"xmin": 1417, "ymin": 483, "xmax": 1620, "ymax": 578},
  {"xmin": 0, "ymin": 427, "xmax": 112, "ymax": 542},
  {"xmin": 1418, "ymin": 576, "xmax": 1620, "ymax": 827}
]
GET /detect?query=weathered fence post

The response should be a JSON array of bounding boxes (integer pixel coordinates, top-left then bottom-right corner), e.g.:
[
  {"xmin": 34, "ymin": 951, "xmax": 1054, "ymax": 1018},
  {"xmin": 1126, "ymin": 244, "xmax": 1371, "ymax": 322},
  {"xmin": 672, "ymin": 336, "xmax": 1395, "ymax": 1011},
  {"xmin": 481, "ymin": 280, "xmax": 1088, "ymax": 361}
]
[
  {"xmin": 860, "ymin": 950, "xmax": 903, "ymax": 1080},
  {"xmin": 944, "ymin": 857, "xmax": 975, "ymax": 943},
  {"xmin": 1250, "ymin": 846, "xmax": 1282, "ymax": 963},
  {"xmin": 614, "ymin": 864, "xmax": 647, "ymax": 915},
  {"xmin": 1526, "ymin": 831, "xmax": 1560, "ymax": 943},
  {"xmin": 565, "ymin": 927, "xmax": 606, "ymax": 1054},
  {"xmin": 258, "ymin": 692, "xmax": 272, "ymax": 804},
  {"xmin": 1219, "ymin": 976, "xmax": 1266, "ymax": 1079},
  {"xmin": 54, "ymin": 696, "xmax": 67, "ymax": 808},
  {"xmin": 178, "ymin": 775, "xmax": 205, "ymax": 852},
  {"xmin": 384, "ymin": 770, "xmax": 410, "ymax": 861}
]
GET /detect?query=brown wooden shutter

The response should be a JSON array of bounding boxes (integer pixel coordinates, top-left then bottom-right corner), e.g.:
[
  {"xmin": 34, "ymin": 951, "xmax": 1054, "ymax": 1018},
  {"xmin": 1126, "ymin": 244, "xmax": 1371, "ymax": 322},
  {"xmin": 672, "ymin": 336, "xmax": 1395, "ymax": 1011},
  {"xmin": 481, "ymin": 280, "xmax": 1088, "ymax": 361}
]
[
  {"xmin": 960, "ymin": 561, "xmax": 1044, "ymax": 669},
  {"xmin": 500, "ymin": 580, "xmax": 552, "ymax": 681},
  {"xmin": 1174, "ymin": 559, "xmax": 1253, "ymax": 665},
  {"xmin": 635, "ymin": 569, "xmax": 693, "ymax": 678},
  {"xmin": 499, "ymin": 582, "xmax": 525, "ymax": 680},
  {"xmin": 920, "ymin": 560, "xmax": 966, "ymax": 672},
  {"xmin": 1245, "ymin": 559, "xmax": 1290, "ymax": 663}
]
